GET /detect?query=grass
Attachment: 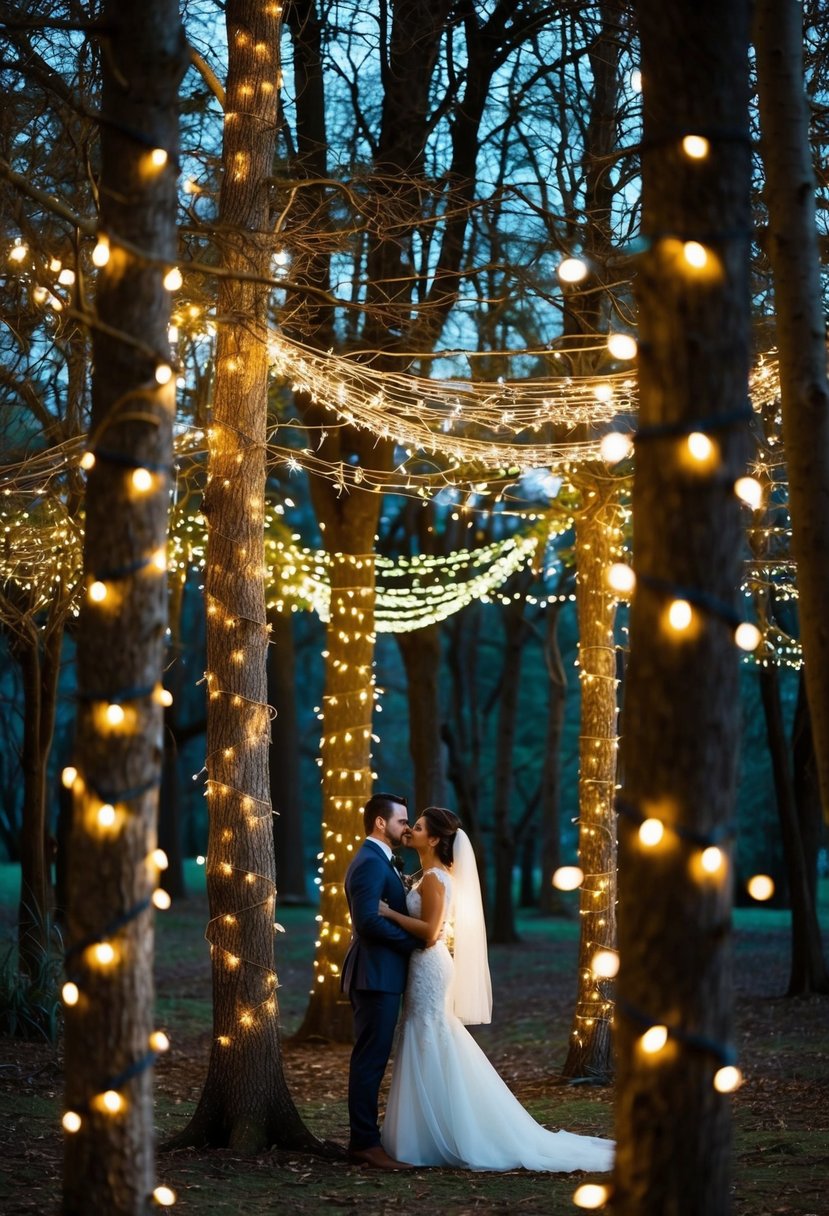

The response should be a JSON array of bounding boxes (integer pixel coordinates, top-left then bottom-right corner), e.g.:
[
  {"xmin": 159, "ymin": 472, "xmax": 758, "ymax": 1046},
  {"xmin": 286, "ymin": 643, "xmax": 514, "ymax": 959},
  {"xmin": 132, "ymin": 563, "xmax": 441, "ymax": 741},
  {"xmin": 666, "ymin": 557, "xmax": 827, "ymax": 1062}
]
[{"xmin": 0, "ymin": 863, "xmax": 827, "ymax": 1214}]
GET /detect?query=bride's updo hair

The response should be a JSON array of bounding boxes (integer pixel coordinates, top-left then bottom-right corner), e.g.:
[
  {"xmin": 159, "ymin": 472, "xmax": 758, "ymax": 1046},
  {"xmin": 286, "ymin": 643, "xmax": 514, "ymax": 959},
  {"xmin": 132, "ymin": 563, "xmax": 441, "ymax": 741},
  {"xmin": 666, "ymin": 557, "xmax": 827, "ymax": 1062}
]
[{"xmin": 420, "ymin": 806, "xmax": 462, "ymax": 866}]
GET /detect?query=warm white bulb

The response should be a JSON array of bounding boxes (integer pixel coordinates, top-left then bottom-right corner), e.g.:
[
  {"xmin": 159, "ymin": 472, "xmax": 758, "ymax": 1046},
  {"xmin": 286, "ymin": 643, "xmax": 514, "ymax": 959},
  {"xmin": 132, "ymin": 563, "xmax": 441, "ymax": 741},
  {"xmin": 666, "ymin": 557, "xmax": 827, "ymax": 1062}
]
[
  {"xmin": 62, "ymin": 1110, "xmax": 82, "ymax": 1133},
  {"xmin": 639, "ymin": 818, "xmax": 664, "ymax": 847},
  {"xmin": 607, "ymin": 562, "xmax": 636, "ymax": 595},
  {"xmin": 97, "ymin": 803, "xmax": 116, "ymax": 828},
  {"xmin": 155, "ymin": 363, "xmax": 173, "ymax": 385},
  {"xmin": 163, "ymin": 266, "xmax": 183, "ymax": 291},
  {"xmin": 607, "ymin": 332, "xmax": 638, "ymax": 360},
  {"xmin": 62, "ymin": 981, "xmax": 79, "ymax": 1006},
  {"xmin": 8, "ymin": 242, "xmax": 27, "ymax": 263},
  {"xmin": 683, "ymin": 240, "xmax": 708, "ymax": 268},
  {"xmin": 734, "ymin": 476, "xmax": 763, "ymax": 511},
  {"xmin": 88, "ymin": 580, "xmax": 108, "ymax": 603},
  {"xmin": 552, "ymin": 865, "xmax": 584, "ymax": 891},
  {"xmin": 101, "ymin": 1089, "xmax": 123, "ymax": 1113},
  {"xmin": 682, "ymin": 134, "xmax": 710, "ymax": 159},
  {"xmin": 153, "ymin": 1184, "xmax": 177, "ymax": 1207},
  {"xmin": 591, "ymin": 949, "xmax": 619, "ymax": 979},
  {"xmin": 747, "ymin": 873, "xmax": 774, "ymax": 901},
  {"xmin": 573, "ymin": 1182, "xmax": 610, "ymax": 1209},
  {"xmin": 157, "ymin": 688, "xmax": 173, "ymax": 707},
  {"xmin": 686, "ymin": 432, "xmax": 713, "ymax": 462},
  {"xmin": 105, "ymin": 703, "xmax": 125, "ymax": 726},
  {"xmin": 80, "ymin": 451, "xmax": 96, "ymax": 471},
  {"xmin": 94, "ymin": 942, "xmax": 116, "ymax": 965},
  {"xmin": 92, "ymin": 237, "xmax": 110, "ymax": 267},
  {"xmin": 58, "ymin": 267, "xmax": 76, "ymax": 286},
  {"xmin": 132, "ymin": 467, "xmax": 153, "ymax": 492},
  {"xmin": 151, "ymin": 848, "xmax": 169, "ymax": 870},
  {"xmin": 557, "ymin": 256, "xmax": 589, "ymax": 283},
  {"xmin": 701, "ymin": 845, "xmax": 724, "ymax": 873},
  {"xmin": 149, "ymin": 1030, "xmax": 170, "ymax": 1052},
  {"xmin": 61, "ymin": 766, "xmax": 78, "ymax": 789},
  {"xmin": 734, "ymin": 622, "xmax": 761, "ymax": 652},
  {"xmin": 153, "ymin": 888, "xmax": 172, "ymax": 910},
  {"xmin": 714, "ymin": 1065, "xmax": 742, "ymax": 1093},
  {"xmin": 150, "ymin": 148, "xmax": 168, "ymax": 168},
  {"xmin": 600, "ymin": 431, "xmax": 633, "ymax": 465},
  {"xmin": 667, "ymin": 599, "xmax": 693, "ymax": 632},
  {"xmin": 641, "ymin": 1024, "xmax": 668, "ymax": 1053}
]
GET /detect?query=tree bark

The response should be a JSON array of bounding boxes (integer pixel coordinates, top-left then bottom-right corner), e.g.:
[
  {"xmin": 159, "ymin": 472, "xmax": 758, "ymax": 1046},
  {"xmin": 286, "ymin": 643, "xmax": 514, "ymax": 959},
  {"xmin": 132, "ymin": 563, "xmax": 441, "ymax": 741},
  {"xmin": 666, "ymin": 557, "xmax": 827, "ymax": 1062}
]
[
  {"xmin": 63, "ymin": 2, "xmax": 187, "ymax": 1211},
  {"xmin": 396, "ymin": 624, "xmax": 448, "ymax": 810},
  {"xmin": 170, "ymin": 0, "xmax": 318, "ymax": 1151},
  {"xmin": 562, "ymin": 476, "xmax": 620, "ymax": 1080},
  {"xmin": 758, "ymin": 662, "xmax": 829, "ymax": 994},
  {"xmin": 537, "ymin": 598, "xmax": 569, "ymax": 916},
  {"xmin": 755, "ymin": 0, "xmax": 829, "ymax": 830},
  {"xmin": 615, "ymin": 4, "xmax": 752, "ymax": 1212}
]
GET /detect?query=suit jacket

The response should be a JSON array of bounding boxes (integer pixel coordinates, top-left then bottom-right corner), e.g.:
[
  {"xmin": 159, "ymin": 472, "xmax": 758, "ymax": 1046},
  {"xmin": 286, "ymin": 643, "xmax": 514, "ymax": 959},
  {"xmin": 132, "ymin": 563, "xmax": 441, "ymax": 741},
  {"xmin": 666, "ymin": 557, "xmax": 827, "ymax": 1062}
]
[{"xmin": 341, "ymin": 839, "xmax": 420, "ymax": 996}]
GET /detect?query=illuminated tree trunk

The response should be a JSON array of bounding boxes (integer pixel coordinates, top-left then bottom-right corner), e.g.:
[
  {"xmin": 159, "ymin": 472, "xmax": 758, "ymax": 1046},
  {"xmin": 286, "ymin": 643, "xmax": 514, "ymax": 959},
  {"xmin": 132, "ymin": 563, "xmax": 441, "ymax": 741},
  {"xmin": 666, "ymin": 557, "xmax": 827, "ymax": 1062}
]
[
  {"xmin": 538, "ymin": 597, "xmax": 568, "ymax": 916},
  {"xmin": 755, "ymin": 0, "xmax": 829, "ymax": 831},
  {"xmin": 268, "ymin": 610, "xmax": 308, "ymax": 902},
  {"xmin": 615, "ymin": 3, "xmax": 752, "ymax": 1212},
  {"xmin": 562, "ymin": 476, "xmax": 620, "ymax": 1080},
  {"xmin": 169, "ymin": 0, "xmax": 316, "ymax": 1151},
  {"xmin": 63, "ymin": 3, "xmax": 186, "ymax": 1211},
  {"xmin": 293, "ymin": 501, "xmax": 379, "ymax": 1043}
]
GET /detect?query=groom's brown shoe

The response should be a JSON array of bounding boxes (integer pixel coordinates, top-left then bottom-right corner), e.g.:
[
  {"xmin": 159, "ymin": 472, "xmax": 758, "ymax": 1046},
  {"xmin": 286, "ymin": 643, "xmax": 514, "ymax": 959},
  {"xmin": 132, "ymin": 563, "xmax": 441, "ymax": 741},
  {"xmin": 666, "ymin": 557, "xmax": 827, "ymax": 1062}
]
[{"xmin": 348, "ymin": 1145, "xmax": 414, "ymax": 1170}]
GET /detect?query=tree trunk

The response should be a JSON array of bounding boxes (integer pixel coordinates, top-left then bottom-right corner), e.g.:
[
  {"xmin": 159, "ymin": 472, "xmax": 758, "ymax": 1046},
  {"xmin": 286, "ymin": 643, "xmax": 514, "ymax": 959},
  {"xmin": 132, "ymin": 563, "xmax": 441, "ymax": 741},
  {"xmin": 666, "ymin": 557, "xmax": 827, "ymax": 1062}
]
[
  {"xmin": 758, "ymin": 662, "xmax": 829, "ymax": 994},
  {"xmin": 170, "ymin": 0, "xmax": 318, "ymax": 1151},
  {"xmin": 268, "ymin": 611, "xmax": 308, "ymax": 903},
  {"xmin": 615, "ymin": 4, "xmax": 752, "ymax": 1212},
  {"xmin": 792, "ymin": 671, "xmax": 822, "ymax": 904},
  {"xmin": 562, "ymin": 476, "xmax": 620, "ymax": 1080},
  {"xmin": 396, "ymin": 624, "xmax": 447, "ymax": 810},
  {"xmin": 63, "ymin": 3, "xmax": 186, "ymax": 1210},
  {"xmin": 755, "ymin": 0, "xmax": 829, "ymax": 830}
]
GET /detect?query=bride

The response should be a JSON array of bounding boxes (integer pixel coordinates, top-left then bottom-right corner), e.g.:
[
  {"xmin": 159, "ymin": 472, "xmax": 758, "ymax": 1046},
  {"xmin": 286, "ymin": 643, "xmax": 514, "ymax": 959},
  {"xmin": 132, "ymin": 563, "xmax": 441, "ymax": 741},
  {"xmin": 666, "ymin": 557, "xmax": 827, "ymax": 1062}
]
[{"xmin": 378, "ymin": 806, "xmax": 614, "ymax": 1172}]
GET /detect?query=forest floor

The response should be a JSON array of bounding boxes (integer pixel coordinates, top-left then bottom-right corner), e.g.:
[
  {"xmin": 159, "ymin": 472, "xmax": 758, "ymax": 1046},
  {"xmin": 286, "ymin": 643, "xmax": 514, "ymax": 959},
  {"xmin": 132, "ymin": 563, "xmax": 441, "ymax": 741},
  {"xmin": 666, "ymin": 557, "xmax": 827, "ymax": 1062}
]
[{"xmin": 0, "ymin": 863, "xmax": 827, "ymax": 1215}]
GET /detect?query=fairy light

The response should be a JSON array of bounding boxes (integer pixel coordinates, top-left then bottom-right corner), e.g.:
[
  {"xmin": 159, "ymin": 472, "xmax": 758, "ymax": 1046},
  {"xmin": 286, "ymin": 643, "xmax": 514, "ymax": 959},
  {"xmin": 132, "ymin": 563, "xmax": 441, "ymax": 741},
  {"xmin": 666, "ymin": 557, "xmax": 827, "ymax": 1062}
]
[
  {"xmin": 682, "ymin": 134, "xmax": 710, "ymax": 159},
  {"xmin": 638, "ymin": 818, "xmax": 664, "ymax": 847},
  {"xmin": 666, "ymin": 598, "xmax": 693, "ymax": 632},
  {"xmin": 163, "ymin": 267, "xmax": 183, "ymax": 291},
  {"xmin": 713, "ymin": 1065, "xmax": 742, "ymax": 1093},
  {"xmin": 92, "ymin": 236, "xmax": 111, "ymax": 267},
  {"xmin": 746, "ymin": 873, "xmax": 774, "ymax": 901},
  {"xmin": 149, "ymin": 1030, "xmax": 170, "ymax": 1052},
  {"xmin": 591, "ymin": 949, "xmax": 619, "ymax": 979},
  {"xmin": 734, "ymin": 476, "xmax": 763, "ymax": 510},
  {"xmin": 558, "ymin": 256, "xmax": 589, "ymax": 283},
  {"xmin": 80, "ymin": 451, "xmax": 96, "ymax": 471},
  {"xmin": 682, "ymin": 240, "xmax": 709, "ymax": 269},
  {"xmin": 100, "ymin": 1089, "xmax": 124, "ymax": 1114},
  {"xmin": 97, "ymin": 803, "xmax": 116, "ymax": 828},
  {"xmin": 574, "ymin": 1183, "xmax": 610, "ymax": 1210},
  {"xmin": 105, "ymin": 703, "xmax": 125, "ymax": 726},
  {"xmin": 607, "ymin": 562, "xmax": 636, "ymax": 595},
  {"xmin": 149, "ymin": 148, "xmax": 168, "ymax": 168},
  {"xmin": 686, "ymin": 431, "xmax": 714, "ymax": 463},
  {"xmin": 62, "ymin": 981, "xmax": 80, "ymax": 1006},
  {"xmin": 62, "ymin": 1111, "xmax": 82, "ymax": 1133},
  {"xmin": 640, "ymin": 1024, "xmax": 669, "ymax": 1053},
  {"xmin": 62, "ymin": 766, "xmax": 78, "ymax": 788},
  {"xmin": 152, "ymin": 889, "xmax": 172, "ymax": 910},
  {"xmin": 734, "ymin": 621, "xmax": 761, "ymax": 651},
  {"xmin": 553, "ymin": 865, "xmax": 584, "ymax": 890},
  {"xmin": 155, "ymin": 363, "xmax": 173, "ymax": 386},
  {"xmin": 600, "ymin": 431, "xmax": 633, "ymax": 465},
  {"xmin": 152, "ymin": 1185, "xmax": 177, "ymax": 1207},
  {"xmin": 131, "ymin": 467, "xmax": 154, "ymax": 493},
  {"xmin": 88, "ymin": 580, "xmax": 108, "ymax": 603},
  {"xmin": 607, "ymin": 332, "xmax": 637, "ymax": 360},
  {"xmin": 93, "ymin": 942, "xmax": 117, "ymax": 966},
  {"xmin": 8, "ymin": 241, "xmax": 27, "ymax": 263}
]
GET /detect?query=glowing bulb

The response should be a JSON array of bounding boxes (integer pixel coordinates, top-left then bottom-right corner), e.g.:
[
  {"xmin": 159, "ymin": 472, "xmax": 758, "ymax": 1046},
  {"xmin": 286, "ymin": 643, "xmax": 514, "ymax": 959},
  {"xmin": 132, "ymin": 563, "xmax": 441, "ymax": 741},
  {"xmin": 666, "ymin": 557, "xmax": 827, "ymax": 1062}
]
[
  {"xmin": 607, "ymin": 332, "xmax": 638, "ymax": 360},
  {"xmin": 734, "ymin": 622, "xmax": 761, "ymax": 652},
  {"xmin": 607, "ymin": 563, "xmax": 636, "ymax": 595},
  {"xmin": 163, "ymin": 266, "xmax": 183, "ymax": 291},
  {"xmin": 62, "ymin": 981, "xmax": 79, "ymax": 1006},
  {"xmin": 105, "ymin": 703, "xmax": 125, "ymax": 726},
  {"xmin": 58, "ymin": 267, "xmax": 76, "ymax": 286},
  {"xmin": 151, "ymin": 548, "xmax": 168, "ymax": 573},
  {"xmin": 61, "ymin": 766, "xmax": 78, "ymax": 789},
  {"xmin": 80, "ymin": 450, "xmax": 96, "ymax": 470},
  {"xmin": 132, "ymin": 467, "xmax": 153, "ymax": 492},
  {"xmin": 8, "ymin": 242, "xmax": 27, "ymax": 263},
  {"xmin": 682, "ymin": 134, "xmax": 710, "ymax": 159},
  {"xmin": 747, "ymin": 873, "xmax": 774, "ymax": 901},
  {"xmin": 683, "ymin": 240, "xmax": 709, "ymax": 268},
  {"xmin": 89, "ymin": 580, "xmax": 108, "ymax": 603},
  {"xmin": 714, "ymin": 1065, "xmax": 742, "ymax": 1093},
  {"xmin": 574, "ymin": 1183, "xmax": 610, "ymax": 1210},
  {"xmin": 552, "ymin": 865, "xmax": 584, "ymax": 891},
  {"xmin": 701, "ymin": 845, "xmax": 724, "ymax": 873},
  {"xmin": 734, "ymin": 476, "xmax": 763, "ymax": 510},
  {"xmin": 62, "ymin": 1111, "xmax": 82, "ymax": 1133},
  {"xmin": 629, "ymin": 68, "xmax": 642, "ymax": 92},
  {"xmin": 155, "ymin": 363, "xmax": 173, "ymax": 385},
  {"xmin": 153, "ymin": 889, "xmax": 172, "ymax": 910},
  {"xmin": 153, "ymin": 1185, "xmax": 177, "ymax": 1207},
  {"xmin": 641, "ymin": 1024, "xmax": 668, "ymax": 1053},
  {"xmin": 151, "ymin": 848, "xmax": 169, "ymax": 870},
  {"xmin": 150, "ymin": 1030, "xmax": 170, "ymax": 1052},
  {"xmin": 600, "ymin": 431, "xmax": 633, "ymax": 465},
  {"xmin": 157, "ymin": 688, "xmax": 173, "ymax": 707},
  {"xmin": 557, "ymin": 256, "xmax": 589, "ymax": 283},
  {"xmin": 150, "ymin": 148, "xmax": 168, "ymax": 168},
  {"xmin": 591, "ymin": 949, "xmax": 619, "ymax": 979},
  {"xmin": 667, "ymin": 599, "xmax": 693, "ymax": 632},
  {"xmin": 686, "ymin": 431, "xmax": 714, "ymax": 462},
  {"xmin": 94, "ymin": 942, "xmax": 116, "ymax": 966},
  {"xmin": 97, "ymin": 803, "xmax": 116, "ymax": 828},
  {"xmin": 92, "ymin": 237, "xmax": 110, "ymax": 266},
  {"xmin": 639, "ymin": 818, "xmax": 664, "ymax": 846},
  {"xmin": 101, "ymin": 1089, "xmax": 123, "ymax": 1113}
]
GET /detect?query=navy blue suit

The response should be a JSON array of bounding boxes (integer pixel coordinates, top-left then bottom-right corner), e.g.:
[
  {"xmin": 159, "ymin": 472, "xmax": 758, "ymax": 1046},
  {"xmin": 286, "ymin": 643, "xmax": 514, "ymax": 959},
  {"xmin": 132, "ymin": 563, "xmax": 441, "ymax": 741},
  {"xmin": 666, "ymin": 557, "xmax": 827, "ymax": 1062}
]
[{"xmin": 342, "ymin": 839, "xmax": 420, "ymax": 1150}]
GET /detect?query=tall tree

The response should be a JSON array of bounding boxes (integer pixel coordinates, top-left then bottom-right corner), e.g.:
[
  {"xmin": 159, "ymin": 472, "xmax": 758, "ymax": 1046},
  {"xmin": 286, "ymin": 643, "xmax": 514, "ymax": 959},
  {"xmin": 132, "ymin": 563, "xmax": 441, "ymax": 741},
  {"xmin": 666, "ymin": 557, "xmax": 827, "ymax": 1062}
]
[
  {"xmin": 755, "ymin": 0, "xmax": 829, "ymax": 831},
  {"xmin": 63, "ymin": 2, "xmax": 187, "ymax": 1211},
  {"xmin": 614, "ymin": 2, "xmax": 752, "ymax": 1212},
  {"xmin": 168, "ymin": 0, "xmax": 318, "ymax": 1152}
]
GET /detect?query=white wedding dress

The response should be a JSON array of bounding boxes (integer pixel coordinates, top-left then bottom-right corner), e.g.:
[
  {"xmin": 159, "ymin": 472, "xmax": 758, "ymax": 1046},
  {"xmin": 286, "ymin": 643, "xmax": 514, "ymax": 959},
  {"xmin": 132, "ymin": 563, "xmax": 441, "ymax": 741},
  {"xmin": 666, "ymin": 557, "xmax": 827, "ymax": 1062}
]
[{"xmin": 381, "ymin": 869, "xmax": 614, "ymax": 1172}]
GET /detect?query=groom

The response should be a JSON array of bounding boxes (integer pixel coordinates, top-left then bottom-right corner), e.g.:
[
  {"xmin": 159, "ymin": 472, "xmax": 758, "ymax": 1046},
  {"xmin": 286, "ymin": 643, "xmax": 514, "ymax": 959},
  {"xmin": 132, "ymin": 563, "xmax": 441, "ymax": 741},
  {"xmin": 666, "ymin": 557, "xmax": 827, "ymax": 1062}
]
[{"xmin": 342, "ymin": 792, "xmax": 419, "ymax": 1169}]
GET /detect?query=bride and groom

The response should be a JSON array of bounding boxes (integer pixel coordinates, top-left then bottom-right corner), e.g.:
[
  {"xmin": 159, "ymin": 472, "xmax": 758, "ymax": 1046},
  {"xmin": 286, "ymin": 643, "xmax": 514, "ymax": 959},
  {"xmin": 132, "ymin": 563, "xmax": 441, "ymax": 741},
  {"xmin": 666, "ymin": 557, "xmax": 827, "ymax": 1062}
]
[{"xmin": 341, "ymin": 792, "xmax": 614, "ymax": 1172}]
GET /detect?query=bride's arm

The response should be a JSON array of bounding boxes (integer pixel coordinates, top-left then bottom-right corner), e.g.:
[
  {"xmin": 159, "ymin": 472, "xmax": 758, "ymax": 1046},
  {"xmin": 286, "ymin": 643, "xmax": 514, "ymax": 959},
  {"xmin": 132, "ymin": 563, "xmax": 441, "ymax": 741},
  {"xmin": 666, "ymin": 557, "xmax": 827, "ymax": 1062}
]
[{"xmin": 379, "ymin": 872, "xmax": 445, "ymax": 943}]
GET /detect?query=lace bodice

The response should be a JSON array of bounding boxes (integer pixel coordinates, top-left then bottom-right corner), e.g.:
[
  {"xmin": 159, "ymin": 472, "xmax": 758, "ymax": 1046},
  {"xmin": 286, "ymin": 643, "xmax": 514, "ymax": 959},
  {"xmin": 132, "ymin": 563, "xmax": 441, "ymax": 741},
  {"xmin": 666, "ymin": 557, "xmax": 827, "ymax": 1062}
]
[{"xmin": 407, "ymin": 866, "xmax": 453, "ymax": 930}]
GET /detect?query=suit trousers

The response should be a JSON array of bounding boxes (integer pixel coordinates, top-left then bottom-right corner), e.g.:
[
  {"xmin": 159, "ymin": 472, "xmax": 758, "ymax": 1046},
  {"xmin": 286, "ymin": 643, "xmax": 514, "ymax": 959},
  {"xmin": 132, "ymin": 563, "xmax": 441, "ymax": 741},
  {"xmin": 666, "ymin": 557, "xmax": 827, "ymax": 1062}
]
[{"xmin": 348, "ymin": 988, "xmax": 402, "ymax": 1149}]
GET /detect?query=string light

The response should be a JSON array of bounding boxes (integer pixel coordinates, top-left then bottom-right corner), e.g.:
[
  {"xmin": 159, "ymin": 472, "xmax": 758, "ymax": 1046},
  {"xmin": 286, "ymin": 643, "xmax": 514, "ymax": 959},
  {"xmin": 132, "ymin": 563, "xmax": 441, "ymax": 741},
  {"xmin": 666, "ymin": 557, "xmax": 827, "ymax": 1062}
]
[
  {"xmin": 682, "ymin": 134, "xmax": 710, "ymax": 159},
  {"xmin": 573, "ymin": 1183, "xmax": 611, "ymax": 1209},
  {"xmin": 553, "ymin": 865, "xmax": 584, "ymax": 890},
  {"xmin": 746, "ymin": 874, "xmax": 774, "ymax": 901},
  {"xmin": 557, "ymin": 256, "xmax": 589, "ymax": 283},
  {"xmin": 640, "ymin": 1024, "xmax": 669, "ymax": 1054}
]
